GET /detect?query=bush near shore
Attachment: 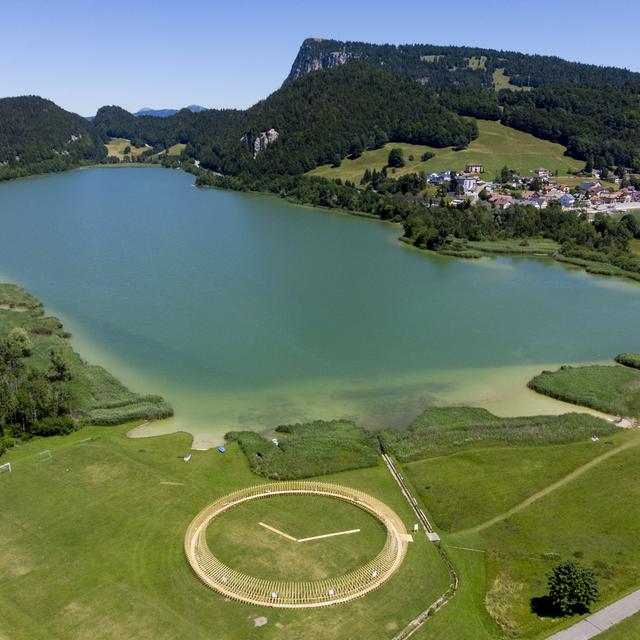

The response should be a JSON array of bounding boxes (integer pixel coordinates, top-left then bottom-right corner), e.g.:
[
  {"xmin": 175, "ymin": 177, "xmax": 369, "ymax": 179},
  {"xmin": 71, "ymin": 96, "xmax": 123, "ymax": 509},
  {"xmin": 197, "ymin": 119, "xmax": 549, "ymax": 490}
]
[{"xmin": 614, "ymin": 352, "xmax": 640, "ymax": 370}]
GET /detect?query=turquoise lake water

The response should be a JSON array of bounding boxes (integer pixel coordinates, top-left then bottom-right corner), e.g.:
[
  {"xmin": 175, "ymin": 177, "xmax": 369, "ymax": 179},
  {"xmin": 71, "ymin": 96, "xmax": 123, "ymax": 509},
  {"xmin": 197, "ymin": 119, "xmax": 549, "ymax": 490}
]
[{"xmin": 1, "ymin": 167, "xmax": 639, "ymax": 446}]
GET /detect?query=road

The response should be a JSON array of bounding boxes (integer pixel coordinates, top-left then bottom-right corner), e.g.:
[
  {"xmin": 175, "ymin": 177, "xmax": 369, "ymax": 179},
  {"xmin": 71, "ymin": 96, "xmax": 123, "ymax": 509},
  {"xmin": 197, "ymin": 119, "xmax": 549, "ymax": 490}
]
[{"xmin": 546, "ymin": 589, "xmax": 640, "ymax": 639}]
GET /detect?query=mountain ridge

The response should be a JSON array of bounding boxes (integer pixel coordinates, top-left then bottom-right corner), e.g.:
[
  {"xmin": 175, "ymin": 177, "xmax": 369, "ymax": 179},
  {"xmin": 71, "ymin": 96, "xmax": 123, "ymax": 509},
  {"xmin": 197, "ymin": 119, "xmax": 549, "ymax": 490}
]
[
  {"xmin": 285, "ymin": 37, "xmax": 639, "ymax": 88},
  {"xmin": 134, "ymin": 105, "xmax": 207, "ymax": 117}
]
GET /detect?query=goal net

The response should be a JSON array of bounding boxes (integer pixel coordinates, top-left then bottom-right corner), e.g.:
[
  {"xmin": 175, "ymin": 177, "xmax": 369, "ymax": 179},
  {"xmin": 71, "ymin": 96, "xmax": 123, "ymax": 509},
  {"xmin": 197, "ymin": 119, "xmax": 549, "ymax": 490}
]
[
  {"xmin": 0, "ymin": 462, "xmax": 11, "ymax": 475},
  {"xmin": 38, "ymin": 450, "xmax": 53, "ymax": 461}
]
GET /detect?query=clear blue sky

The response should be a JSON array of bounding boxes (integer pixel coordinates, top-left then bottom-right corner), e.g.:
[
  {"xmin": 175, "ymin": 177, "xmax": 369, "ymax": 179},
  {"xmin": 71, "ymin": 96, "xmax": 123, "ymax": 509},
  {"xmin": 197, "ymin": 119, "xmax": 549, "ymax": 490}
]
[{"xmin": 2, "ymin": 0, "xmax": 639, "ymax": 115}]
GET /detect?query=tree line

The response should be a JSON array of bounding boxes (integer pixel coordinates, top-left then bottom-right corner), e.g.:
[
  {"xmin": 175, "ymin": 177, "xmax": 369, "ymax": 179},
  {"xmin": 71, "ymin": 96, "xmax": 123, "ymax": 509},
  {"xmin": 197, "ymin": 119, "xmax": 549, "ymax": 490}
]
[{"xmin": 0, "ymin": 329, "xmax": 76, "ymax": 457}]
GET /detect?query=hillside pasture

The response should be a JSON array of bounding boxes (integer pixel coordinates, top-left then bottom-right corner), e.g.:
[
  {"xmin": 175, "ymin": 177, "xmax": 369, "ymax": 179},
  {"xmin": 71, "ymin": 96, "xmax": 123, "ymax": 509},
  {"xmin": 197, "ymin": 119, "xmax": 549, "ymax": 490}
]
[
  {"xmin": 105, "ymin": 137, "xmax": 150, "ymax": 160},
  {"xmin": 308, "ymin": 120, "xmax": 584, "ymax": 184}
]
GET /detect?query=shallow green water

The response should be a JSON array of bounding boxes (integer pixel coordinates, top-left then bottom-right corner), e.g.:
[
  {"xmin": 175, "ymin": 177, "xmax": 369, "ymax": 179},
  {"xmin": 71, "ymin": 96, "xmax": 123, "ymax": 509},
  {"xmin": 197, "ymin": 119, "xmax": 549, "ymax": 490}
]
[{"xmin": 1, "ymin": 168, "xmax": 639, "ymax": 446}]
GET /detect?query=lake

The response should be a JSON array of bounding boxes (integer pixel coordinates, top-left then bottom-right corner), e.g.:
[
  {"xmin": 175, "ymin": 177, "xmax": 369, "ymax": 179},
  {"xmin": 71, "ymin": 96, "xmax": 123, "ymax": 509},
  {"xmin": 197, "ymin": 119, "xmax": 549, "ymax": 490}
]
[{"xmin": 1, "ymin": 167, "xmax": 639, "ymax": 447}]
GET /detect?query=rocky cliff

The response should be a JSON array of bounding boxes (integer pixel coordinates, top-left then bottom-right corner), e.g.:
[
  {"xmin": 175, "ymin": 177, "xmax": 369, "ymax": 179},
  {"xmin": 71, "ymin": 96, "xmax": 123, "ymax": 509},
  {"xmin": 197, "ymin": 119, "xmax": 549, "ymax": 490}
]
[{"xmin": 285, "ymin": 38, "xmax": 359, "ymax": 84}]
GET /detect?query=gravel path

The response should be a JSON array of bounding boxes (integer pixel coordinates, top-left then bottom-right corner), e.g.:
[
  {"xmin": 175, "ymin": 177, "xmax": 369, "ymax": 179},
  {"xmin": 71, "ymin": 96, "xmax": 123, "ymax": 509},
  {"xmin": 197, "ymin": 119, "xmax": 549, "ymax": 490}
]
[{"xmin": 546, "ymin": 589, "xmax": 640, "ymax": 639}]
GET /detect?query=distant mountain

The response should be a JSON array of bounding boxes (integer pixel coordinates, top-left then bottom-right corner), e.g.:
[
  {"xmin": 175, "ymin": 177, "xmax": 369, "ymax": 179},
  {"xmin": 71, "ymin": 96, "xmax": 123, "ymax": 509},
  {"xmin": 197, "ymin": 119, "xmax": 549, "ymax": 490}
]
[
  {"xmin": 0, "ymin": 96, "xmax": 106, "ymax": 179},
  {"xmin": 134, "ymin": 105, "xmax": 207, "ymax": 118},
  {"xmin": 285, "ymin": 38, "xmax": 639, "ymax": 88}
]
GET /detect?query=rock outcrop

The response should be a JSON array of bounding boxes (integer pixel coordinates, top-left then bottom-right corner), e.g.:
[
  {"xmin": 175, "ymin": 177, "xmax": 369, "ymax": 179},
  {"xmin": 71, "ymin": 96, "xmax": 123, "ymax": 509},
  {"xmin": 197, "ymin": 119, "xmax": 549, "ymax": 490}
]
[{"xmin": 241, "ymin": 128, "xmax": 279, "ymax": 158}]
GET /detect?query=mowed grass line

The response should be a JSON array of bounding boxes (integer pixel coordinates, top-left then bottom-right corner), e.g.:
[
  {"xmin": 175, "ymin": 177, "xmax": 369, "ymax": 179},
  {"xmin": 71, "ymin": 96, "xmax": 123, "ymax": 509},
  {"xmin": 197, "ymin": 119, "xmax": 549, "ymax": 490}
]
[
  {"xmin": 307, "ymin": 120, "xmax": 584, "ymax": 183},
  {"xmin": 0, "ymin": 424, "xmax": 449, "ymax": 640}
]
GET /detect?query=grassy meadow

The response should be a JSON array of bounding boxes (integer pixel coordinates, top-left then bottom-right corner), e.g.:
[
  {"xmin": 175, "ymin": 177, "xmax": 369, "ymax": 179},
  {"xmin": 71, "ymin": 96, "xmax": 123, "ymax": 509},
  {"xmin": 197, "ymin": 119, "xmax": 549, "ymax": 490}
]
[
  {"xmin": 167, "ymin": 142, "xmax": 187, "ymax": 156},
  {"xmin": 403, "ymin": 440, "xmax": 617, "ymax": 532},
  {"xmin": 307, "ymin": 120, "xmax": 584, "ymax": 183},
  {"xmin": 105, "ymin": 138, "xmax": 150, "ymax": 160},
  {"xmin": 0, "ymin": 424, "xmax": 450, "ymax": 640},
  {"xmin": 401, "ymin": 427, "xmax": 640, "ymax": 639}
]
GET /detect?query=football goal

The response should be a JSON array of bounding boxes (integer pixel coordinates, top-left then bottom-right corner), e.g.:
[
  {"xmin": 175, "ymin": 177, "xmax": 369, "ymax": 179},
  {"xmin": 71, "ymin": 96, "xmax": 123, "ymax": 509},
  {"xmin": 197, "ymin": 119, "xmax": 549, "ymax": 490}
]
[
  {"xmin": 38, "ymin": 450, "xmax": 53, "ymax": 461},
  {"xmin": 0, "ymin": 462, "xmax": 11, "ymax": 475}
]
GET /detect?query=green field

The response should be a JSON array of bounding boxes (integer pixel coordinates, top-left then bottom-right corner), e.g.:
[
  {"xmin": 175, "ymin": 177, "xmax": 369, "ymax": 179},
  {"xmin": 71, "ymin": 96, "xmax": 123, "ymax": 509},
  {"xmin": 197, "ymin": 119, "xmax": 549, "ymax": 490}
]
[
  {"xmin": 400, "ymin": 427, "xmax": 640, "ymax": 638},
  {"xmin": 0, "ymin": 284, "xmax": 172, "ymax": 425},
  {"xmin": 167, "ymin": 142, "xmax": 186, "ymax": 156},
  {"xmin": 307, "ymin": 120, "xmax": 584, "ymax": 183},
  {"xmin": 206, "ymin": 494, "xmax": 386, "ymax": 581},
  {"xmin": 0, "ymin": 424, "xmax": 450, "ymax": 640},
  {"xmin": 529, "ymin": 364, "xmax": 640, "ymax": 417},
  {"xmin": 492, "ymin": 68, "xmax": 531, "ymax": 92},
  {"xmin": 105, "ymin": 138, "xmax": 150, "ymax": 160},
  {"xmin": 403, "ymin": 440, "xmax": 615, "ymax": 532}
]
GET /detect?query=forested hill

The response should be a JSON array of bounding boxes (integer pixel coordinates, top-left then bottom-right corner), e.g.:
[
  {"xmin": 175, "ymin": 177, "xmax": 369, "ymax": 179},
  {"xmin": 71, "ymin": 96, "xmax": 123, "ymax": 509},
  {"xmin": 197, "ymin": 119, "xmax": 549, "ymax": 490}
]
[
  {"xmin": 283, "ymin": 39, "xmax": 640, "ymax": 171},
  {"xmin": 0, "ymin": 96, "xmax": 106, "ymax": 179},
  {"xmin": 95, "ymin": 63, "xmax": 478, "ymax": 176},
  {"xmin": 286, "ymin": 38, "xmax": 639, "ymax": 88}
]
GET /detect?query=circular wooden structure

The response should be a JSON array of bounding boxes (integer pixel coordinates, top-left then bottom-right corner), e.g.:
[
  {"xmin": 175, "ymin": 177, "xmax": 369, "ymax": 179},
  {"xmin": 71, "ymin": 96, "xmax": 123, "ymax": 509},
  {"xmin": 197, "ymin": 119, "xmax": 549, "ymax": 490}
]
[{"xmin": 184, "ymin": 480, "xmax": 410, "ymax": 608}]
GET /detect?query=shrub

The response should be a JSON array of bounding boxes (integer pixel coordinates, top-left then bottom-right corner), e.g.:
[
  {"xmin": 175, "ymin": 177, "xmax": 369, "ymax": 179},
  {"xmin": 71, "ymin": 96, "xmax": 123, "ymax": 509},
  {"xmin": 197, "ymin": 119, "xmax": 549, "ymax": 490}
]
[
  {"xmin": 548, "ymin": 561, "xmax": 599, "ymax": 615},
  {"xmin": 32, "ymin": 416, "xmax": 77, "ymax": 437},
  {"xmin": 614, "ymin": 352, "xmax": 640, "ymax": 370}
]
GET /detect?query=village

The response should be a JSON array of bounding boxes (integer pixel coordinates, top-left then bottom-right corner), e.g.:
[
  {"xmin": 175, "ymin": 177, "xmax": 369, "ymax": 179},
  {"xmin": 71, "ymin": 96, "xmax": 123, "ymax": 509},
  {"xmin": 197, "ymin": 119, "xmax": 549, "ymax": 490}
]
[{"xmin": 429, "ymin": 163, "xmax": 640, "ymax": 217}]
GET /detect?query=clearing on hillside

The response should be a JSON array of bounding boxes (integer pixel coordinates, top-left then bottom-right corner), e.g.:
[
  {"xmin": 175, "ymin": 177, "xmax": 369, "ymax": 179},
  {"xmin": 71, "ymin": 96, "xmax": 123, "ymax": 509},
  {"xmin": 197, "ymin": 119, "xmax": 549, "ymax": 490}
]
[
  {"xmin": 105, "ymin": 138, "xmax": 150, "ymax": 160},
  {"xmin": 307, "ymin": 120, "xmax": 583, "ymax": 183}
]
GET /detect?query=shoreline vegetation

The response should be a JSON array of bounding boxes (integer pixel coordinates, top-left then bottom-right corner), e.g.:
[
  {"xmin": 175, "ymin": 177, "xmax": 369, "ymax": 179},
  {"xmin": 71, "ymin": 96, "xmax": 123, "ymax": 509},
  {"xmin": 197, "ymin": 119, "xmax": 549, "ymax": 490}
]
[
  {"xmin": 187, "ymin": 164, "xmax": 640, "ymax": 285},
  {"xmin": 529, "ymin": 360, "xmax": 640, "ymax": 418},
  {"xmin": 0, "ymin": 283, "xmax": 172, "ymax": 457}
]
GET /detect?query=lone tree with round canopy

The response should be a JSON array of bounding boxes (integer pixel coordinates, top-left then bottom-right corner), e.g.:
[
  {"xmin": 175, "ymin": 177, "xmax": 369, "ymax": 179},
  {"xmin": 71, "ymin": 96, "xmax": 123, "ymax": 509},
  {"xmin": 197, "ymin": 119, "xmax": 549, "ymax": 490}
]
[
  {"xmin": 387, "ymin": 148, "xmax": 405, "ymax": 168},
  {"xmin": 548, "ymin": 561, "xmax": 599, "ymax": 615}
]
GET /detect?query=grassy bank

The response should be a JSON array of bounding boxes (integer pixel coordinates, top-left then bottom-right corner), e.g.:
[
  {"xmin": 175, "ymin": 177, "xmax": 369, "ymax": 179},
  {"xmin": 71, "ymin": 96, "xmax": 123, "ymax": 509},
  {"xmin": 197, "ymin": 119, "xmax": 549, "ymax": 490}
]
[
  {"xmin": 529, "ymin": 364, "xmax": 640, "ymax": 417},
  {"xmin": 379, "ymin": 407, "xmax": 614, "ymax": 462},
  {"xmin": 0, "ymin": 284, "xmax": 172, "ymax": 426}
]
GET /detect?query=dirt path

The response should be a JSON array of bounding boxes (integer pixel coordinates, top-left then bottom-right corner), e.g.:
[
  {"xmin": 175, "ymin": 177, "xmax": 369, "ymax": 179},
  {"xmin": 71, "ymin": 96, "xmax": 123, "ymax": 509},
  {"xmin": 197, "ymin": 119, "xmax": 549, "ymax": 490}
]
[{"xmin": 461, "ymin": 432, "xmax": 640, "ymax": 536}]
